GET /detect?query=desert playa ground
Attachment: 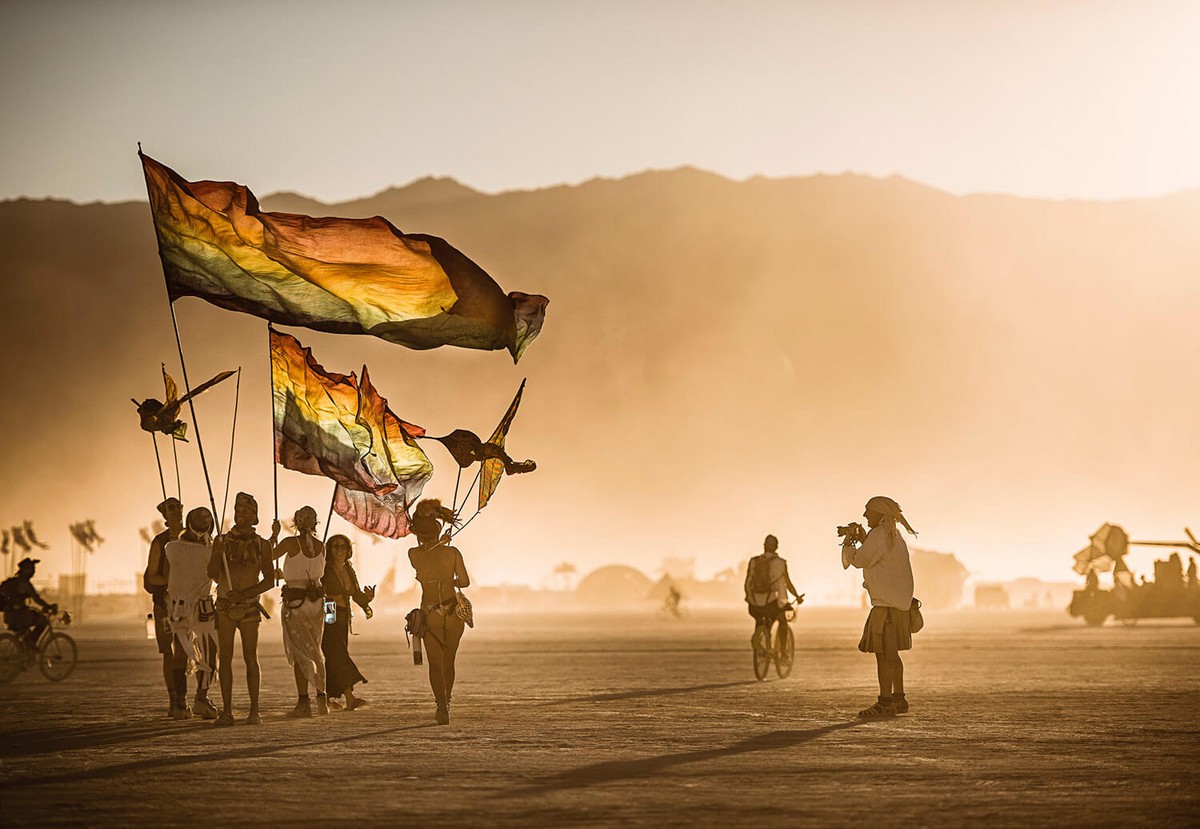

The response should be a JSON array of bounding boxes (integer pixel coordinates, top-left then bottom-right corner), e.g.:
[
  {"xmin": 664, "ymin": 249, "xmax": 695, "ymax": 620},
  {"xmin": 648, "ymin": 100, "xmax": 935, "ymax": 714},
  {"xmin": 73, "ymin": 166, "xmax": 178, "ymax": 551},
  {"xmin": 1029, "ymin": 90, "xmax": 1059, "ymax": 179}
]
[{"xmin": 0, "ymin": 608, "xmax": 1197, "ymax": 827}]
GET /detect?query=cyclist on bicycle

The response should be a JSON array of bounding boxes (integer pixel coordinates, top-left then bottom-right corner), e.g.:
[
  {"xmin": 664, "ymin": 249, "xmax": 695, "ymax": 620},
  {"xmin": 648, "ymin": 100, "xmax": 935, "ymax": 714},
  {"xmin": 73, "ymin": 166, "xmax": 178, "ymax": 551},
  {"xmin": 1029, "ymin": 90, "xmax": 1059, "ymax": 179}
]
[
  {"xmin": 1, "ymin": 557, "xmax": 57, "ymax": 651},
  {"xmin": 744, "ymin": 535, "xmax": 803, "ymax": 650}
]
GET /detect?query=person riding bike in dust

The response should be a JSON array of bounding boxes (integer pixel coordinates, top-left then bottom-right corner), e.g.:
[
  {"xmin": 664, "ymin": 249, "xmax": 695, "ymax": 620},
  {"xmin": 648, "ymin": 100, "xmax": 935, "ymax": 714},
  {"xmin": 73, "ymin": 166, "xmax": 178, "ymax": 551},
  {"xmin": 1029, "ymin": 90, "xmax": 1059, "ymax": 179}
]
[
  {"xmin": 744, "ymin": 535, "xmax": 803, "ymax": 654},
  {"xmin": 1, "ymin": 557, "xmax": 57, "ymax": 653}
]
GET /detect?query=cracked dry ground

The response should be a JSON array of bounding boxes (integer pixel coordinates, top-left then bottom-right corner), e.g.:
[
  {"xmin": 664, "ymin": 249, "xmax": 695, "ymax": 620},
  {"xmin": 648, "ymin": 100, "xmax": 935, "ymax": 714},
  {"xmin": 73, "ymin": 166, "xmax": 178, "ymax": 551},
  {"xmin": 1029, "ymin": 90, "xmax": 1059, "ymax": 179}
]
[{"xmin": 1, "ymin": 608, "xmax": 1197, "ymax": 828}]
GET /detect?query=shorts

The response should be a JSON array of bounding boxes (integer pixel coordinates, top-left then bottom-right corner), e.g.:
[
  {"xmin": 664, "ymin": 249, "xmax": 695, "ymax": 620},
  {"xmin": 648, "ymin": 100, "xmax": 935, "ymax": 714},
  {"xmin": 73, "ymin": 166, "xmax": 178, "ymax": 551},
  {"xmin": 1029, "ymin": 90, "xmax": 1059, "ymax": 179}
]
[
  {"xmin": 216, "ymin": 600, "xmax": 262, "ymax": 631},
  {"xmin": 152, "ymin": 602, "xmax": 174, "ymax": 655},
  {"xmin": 747, "ymin": 602, "xmax": 786, "ymax": 623},
  {"xmin": 858, "ymin": 605, "xmax": 912, "ymax": 656}
]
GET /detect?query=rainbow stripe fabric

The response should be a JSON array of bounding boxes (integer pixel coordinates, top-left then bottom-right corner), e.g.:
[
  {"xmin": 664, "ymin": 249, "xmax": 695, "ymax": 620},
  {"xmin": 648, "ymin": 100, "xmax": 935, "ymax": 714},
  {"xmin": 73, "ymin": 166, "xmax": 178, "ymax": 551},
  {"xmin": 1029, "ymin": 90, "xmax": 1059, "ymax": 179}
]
[
  {"xmin": 141, "ymin": 153, "xmax": 548, "ymax": 362},
  {"xmin": 271, "ymin": 329, "xmax": 433, "ymax": 500}
]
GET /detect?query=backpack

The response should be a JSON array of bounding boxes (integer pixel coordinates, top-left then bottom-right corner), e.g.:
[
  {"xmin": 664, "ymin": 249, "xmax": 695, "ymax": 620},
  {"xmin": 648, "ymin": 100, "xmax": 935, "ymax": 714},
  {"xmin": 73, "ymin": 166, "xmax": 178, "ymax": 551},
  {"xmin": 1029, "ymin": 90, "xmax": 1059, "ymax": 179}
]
[
  {"xmin": 0, "ymin": 577, "xmax": 18, "ymax": 613},
  {"xmin": 749, "ymin": 557, "xmax": 774, "ymax": 594}
]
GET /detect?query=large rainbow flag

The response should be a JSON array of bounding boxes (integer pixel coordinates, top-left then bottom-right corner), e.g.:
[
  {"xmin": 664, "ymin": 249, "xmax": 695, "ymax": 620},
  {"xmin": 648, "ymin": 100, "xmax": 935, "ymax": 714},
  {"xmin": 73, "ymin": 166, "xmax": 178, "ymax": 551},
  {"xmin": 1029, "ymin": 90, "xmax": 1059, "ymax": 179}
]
[
  {"xmin": 141, "ymin": 152, "xmax": 548, "ymax": 362},
  {"xmin": 271, "ymin": 329, "xmax": 433, "ymax": 499}
]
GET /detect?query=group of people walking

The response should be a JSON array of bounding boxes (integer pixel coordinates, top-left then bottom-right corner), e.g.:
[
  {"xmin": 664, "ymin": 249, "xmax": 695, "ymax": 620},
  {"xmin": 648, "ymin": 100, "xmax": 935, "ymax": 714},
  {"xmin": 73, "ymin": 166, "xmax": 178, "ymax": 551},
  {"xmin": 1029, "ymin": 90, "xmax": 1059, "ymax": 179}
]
[{"xmin": 143, "ymin": 493, "xmax": 469, "ymax": 725}]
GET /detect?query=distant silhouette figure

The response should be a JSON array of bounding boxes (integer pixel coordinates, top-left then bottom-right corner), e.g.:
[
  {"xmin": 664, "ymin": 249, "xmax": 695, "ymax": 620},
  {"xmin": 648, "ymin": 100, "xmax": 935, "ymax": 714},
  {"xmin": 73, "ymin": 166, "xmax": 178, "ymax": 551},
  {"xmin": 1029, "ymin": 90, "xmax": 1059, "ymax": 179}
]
[
  {"xmin": 408, "ymin": 499, "xmax": 470, "ymax": 725},
  {"xmin": 663, "ymin": 583, "xmax": 684, "ymax": 618},
  {"xmin": 842, "ymin": 496, "xmax": 917, "ymax": 718},
  {"xmin": 274, "ymin": 506, "xmax": 328, "ymax": 717},
  {"xmin": 1085, "ymin": 568, "xmax": 1099, "ymax": 593},
  {"xmin": 1, "ymin": 557, "xmax": 57, "ymax": 650},
  {"xmin": 208, "ymin": 492, "xmax": 275, "ymax": 726},
  {"xmin": 143, "ymin": 497, "xmax": 185, "ymax": 717},
  {"xmin": 1188, "ymin": 557, "xmax": 1197, "ymax": 590},
  {"xmin": 322, "ymin": 534, "xmax": 373, "ymax": 711},
  {"xmin": 164, "ymin": 508, "xmax": 219, "ymax": 720},
  {"xmin": 744, "ymin": 535, "xmax": 803, "ymax": 653}
]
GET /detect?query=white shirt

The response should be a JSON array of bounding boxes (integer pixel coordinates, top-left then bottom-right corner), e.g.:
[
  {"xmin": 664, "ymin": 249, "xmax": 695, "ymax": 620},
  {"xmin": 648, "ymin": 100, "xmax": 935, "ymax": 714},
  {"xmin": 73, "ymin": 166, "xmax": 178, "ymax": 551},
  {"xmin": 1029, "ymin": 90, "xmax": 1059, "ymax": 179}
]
[
  {"xmin": 843, "ymin": 524, "xmax": 914, "ymax": 609},
  {"xmin": 165, "ymin": 537, "xmax": 214, "ymax": 609}
]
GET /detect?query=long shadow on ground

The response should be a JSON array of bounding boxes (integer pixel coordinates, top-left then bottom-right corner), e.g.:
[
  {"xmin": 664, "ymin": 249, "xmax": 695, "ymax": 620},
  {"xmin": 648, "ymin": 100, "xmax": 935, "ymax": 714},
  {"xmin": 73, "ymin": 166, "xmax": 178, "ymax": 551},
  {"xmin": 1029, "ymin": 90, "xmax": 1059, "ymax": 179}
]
[
  {"xmin": 535, "ymin": 680, "xmax": 760, "ymax": 707},
  {"xmin": 0, "ymin": 724, "xmax": 436, "ymax": 788},
  {"xmin": 511, "ymin": 720, "xmax": 870, "ymax": 795},
  {"xmin": 0, "ymin": 721, "xmax": 205, "ymax": 759}
]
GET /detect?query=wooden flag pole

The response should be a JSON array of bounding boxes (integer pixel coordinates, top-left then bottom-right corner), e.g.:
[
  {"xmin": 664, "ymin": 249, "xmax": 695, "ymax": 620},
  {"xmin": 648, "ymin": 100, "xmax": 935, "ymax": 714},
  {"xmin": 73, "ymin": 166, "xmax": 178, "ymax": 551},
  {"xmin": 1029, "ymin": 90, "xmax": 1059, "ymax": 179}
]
[
  {"xmin": 323, "ymin": 482, "xmax": 338, "ymax": 543},
  {"xmin": 168, "ymin": 302, "xmax": 219, "ymax": 521},
  {"xmin": 150, "ymin": 433, "xmax": 167, "ymax": 502},
  {"xmin": 268, "ymin": 324, "xmax": 279, "ymax": 525},
  {"xmin": 170, "ymin": 434, "xmax": 181, "ymax": 500},
  {"xmin": 220, "ymin": 367, "xmax": 243, "ymax": 531}
]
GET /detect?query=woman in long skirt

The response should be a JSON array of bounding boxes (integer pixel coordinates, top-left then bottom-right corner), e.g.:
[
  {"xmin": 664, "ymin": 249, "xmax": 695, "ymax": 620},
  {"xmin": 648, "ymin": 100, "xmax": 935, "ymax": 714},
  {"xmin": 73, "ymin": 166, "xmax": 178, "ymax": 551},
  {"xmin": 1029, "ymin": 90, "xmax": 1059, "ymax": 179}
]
[{"xmin": 321, "ymin": 534, "xmax": 373, "ymax": 710}]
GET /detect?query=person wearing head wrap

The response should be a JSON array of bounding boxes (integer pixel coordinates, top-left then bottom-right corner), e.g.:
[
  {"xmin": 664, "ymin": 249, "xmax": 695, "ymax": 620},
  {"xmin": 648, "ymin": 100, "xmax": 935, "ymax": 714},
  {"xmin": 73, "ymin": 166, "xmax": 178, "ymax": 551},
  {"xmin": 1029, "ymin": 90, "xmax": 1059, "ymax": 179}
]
[
  {"xmin": 407, "ymin": 498, "xmax": 469, "ymax": 725},
  {"xmin": 273, "ymin": 505, "xmax": 329, "ymax": 717},
  {"xmin": 143, "ymin": 497, "xmax": 185, "ymax": 717},
  {"xmin": 207, "ymin": 492, "xmax": 275, "ymax": 726},
  {"xmin": 842, "ymin": 495, "xmax": 917, "ymax": 717},
  {"xmin": 164, "ymin": 508, "xmax": 219, "ymax": 719},
  {"xmin": 744, "ymin": 534, "xmax": 804, "ymax": 660}
]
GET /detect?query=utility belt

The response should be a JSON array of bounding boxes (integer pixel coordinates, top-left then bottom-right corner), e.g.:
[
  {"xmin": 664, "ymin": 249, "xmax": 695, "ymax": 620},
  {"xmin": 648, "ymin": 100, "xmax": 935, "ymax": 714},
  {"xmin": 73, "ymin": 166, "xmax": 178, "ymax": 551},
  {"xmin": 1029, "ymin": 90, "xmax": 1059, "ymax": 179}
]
[
  {"xmin": 281, "ymin": 585, "xmax": 323, "ymax": 607},
  {"xmin": 169, "ymin": 596, "xmax": 216, "ymax": 624},
  {"xmin": 215, "ymin": 595, "xmax": 271, "ymax": 622}
]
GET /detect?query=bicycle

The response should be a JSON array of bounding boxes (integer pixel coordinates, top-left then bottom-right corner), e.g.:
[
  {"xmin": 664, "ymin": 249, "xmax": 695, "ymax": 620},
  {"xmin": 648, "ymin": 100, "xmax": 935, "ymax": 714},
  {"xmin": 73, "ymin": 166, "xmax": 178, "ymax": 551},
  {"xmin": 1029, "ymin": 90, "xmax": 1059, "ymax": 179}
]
[
  {"xmin": 0, "ymin": 610, "xmax": 78, "ymax": 683},
  {"xmin": 751, "ymin": 604, "xmax": 797, "ymax": 680}
]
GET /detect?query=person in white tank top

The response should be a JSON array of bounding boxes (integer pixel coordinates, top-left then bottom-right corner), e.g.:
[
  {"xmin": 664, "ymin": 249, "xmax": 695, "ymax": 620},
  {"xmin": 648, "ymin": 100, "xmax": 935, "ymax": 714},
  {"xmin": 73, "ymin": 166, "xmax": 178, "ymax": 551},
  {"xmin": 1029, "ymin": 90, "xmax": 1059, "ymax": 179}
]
[
  {"xmin": 273, "ymin": 506, "xmax": 328, "ymax": 717},
  {"xmin": 165, "ymin": 507, "xmax": 219, "ymax": 720}
]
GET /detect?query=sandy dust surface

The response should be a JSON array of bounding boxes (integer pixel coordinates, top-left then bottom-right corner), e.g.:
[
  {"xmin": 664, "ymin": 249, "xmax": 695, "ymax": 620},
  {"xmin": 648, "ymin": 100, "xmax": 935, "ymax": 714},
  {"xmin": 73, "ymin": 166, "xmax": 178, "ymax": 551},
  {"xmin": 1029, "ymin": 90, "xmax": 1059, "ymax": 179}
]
[{"xmin": 1, "ymin": 607, "xmax": 1197, "ymax": 827}]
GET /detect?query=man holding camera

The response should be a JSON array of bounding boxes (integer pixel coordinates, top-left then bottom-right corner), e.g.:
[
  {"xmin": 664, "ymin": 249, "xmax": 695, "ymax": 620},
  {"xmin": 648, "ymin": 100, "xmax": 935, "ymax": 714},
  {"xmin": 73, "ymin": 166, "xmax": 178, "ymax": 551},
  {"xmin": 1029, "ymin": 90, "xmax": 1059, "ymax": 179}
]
[
  {"xmin": 840, "ymin": 496, "xmax": 917, "ymax": 718},
  {"xmin": 744, "ymin": 534, "xmax": 804, "ymax": 654}
]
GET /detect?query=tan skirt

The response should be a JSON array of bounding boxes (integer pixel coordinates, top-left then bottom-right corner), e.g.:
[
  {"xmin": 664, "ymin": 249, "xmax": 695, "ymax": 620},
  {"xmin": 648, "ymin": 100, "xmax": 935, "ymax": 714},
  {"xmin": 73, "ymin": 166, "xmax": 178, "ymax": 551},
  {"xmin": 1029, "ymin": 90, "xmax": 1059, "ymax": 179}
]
[{"xmin": 858, "ymin": 605, "xmax": 913, "ymax": 654}]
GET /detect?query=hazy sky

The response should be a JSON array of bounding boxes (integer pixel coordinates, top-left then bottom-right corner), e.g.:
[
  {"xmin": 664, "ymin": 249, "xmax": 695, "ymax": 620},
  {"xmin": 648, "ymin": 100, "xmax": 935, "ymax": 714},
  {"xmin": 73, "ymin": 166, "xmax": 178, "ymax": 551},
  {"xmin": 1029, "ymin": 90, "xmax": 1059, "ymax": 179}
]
[{"xmin": 3, "ymin": 0, "xmax": 1199, "ymax": 203}]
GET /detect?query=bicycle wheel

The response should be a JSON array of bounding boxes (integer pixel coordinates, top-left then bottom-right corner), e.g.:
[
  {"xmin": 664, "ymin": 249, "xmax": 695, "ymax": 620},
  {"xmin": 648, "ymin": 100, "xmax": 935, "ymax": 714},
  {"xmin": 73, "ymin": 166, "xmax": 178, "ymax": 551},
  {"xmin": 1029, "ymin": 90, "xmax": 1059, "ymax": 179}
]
[
  {"xmin": 39, "ymin": 632, "xmax": 77, "ymax": 682},
  {"xmin": 0, "ymin": 633, "xmax": 22, "ymax": 683},
  {"xmin": 775, "ymin": 625, "xmax": 795, "ymax": 679},
  {"xmin": 751, "ymin": 628, "xmax": 770, "ymax": 680}
]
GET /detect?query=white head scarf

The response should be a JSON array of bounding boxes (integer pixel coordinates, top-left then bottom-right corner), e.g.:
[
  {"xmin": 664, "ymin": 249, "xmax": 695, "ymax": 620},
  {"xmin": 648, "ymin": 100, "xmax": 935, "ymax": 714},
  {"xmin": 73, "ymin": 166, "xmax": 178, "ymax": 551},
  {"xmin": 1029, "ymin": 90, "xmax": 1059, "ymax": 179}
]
[{"xmin": 865, "ymin": 495, "xmax": 917, "ymax": 543}]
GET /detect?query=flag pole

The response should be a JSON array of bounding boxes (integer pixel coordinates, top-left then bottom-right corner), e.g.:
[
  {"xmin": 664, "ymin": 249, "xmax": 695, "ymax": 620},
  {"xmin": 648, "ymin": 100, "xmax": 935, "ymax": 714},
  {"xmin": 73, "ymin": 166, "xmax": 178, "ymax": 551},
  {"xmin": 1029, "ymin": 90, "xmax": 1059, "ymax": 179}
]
[
  {"xmin": 170, "ymin": 435, "xmax": 181, "ymax": 500},
  {"xmin": 220, "ymin": 368, "xmax": 243, "ymax": 530},
  {"xmin": 141, "ymin": 145, "xmax": 218, "ymax": 521},
  {"xmin": 323, "ymin": 482, "xmax": 338, "ymax": 543},
  {"xmin": 150, "ymin": 434, "xmax": 167, "ymax": 501},
  {"xmin": 268, "ymin": 324, "xmax": 278, "ymax": 526},
  {"xmin": 168, "ymin": 302, "xmax": 219, "ymax": 521}
]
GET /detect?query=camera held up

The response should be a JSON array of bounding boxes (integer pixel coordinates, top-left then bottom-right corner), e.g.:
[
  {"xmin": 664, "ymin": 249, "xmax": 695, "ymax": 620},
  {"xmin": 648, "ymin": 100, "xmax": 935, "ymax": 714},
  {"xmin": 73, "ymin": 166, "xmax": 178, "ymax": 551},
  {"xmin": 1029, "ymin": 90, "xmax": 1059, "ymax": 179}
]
[{"xmin": 837, "ymin": 522, "xmax": 866, "ymax": 544}]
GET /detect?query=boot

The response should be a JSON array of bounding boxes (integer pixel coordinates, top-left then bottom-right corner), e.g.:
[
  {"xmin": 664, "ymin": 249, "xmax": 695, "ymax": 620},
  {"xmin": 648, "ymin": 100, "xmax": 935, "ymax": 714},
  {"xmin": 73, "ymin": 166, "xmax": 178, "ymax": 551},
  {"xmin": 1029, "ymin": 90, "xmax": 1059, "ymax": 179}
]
[
  {"xmin": 316, "ymin": 694, "xmax": 330, "ymax": 715},
  {"xmin": 285, "ymin": 698, "xmax": 313, "ymax": 719}
]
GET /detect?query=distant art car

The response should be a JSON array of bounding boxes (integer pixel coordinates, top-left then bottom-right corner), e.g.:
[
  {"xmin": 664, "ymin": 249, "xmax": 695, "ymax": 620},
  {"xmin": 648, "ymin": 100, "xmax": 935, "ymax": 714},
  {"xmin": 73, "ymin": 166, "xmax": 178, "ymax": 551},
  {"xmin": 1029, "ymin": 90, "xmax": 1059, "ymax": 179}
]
[{"xmin": 1069, "ymin": 523, "xmax": 1200, "ymax": 626}]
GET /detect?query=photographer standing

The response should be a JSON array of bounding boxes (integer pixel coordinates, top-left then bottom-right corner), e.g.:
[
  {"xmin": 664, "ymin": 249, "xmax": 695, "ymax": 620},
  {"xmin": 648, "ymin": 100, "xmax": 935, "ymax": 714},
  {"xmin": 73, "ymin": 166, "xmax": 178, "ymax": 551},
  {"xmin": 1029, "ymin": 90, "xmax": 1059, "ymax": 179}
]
[{"xmin": 841, "ymin": 496, "xmax": 916, "ymax": 718}]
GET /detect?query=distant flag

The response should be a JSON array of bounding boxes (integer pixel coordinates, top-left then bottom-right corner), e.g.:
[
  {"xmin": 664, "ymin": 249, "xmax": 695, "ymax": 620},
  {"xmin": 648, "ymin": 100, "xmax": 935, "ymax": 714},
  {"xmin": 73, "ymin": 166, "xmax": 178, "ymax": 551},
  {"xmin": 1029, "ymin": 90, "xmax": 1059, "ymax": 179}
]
[
  {"xmin": 69, "ymin": 520, "xmax": 104, "ymax": 554},
  {"xmin": 11, "ymin": 526, "xmax": 31, "ymax": 553},
  {"xmin": 479, "ymin": 380, "xmax": 532, "ymax": 510},
  {"xmin": 23, "ymin": 521, "xmax": 49, "ymax": 550},
  {"xmin": 1, "ymin": 529, "xmax": 9, "ymax": 555},
  {"xmin": 429, "ymin": 428, "xmax": 535, "ymax": 475},
  {"xmin": 140, "ymin": 152, "xmax": 549, "ymax": 362}
]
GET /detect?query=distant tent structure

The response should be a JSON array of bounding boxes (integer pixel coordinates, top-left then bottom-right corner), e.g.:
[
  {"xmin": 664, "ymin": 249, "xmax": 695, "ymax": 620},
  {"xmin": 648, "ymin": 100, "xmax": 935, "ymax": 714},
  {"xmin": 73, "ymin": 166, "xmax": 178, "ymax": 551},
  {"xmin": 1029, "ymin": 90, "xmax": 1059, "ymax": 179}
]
[
  {"xmin": 575, "ymin": 565, "xmax": 653, "ymax": 606},
  {"xmin": 910, "ymin": 548, "xmax": 970, "ymax": 610}
]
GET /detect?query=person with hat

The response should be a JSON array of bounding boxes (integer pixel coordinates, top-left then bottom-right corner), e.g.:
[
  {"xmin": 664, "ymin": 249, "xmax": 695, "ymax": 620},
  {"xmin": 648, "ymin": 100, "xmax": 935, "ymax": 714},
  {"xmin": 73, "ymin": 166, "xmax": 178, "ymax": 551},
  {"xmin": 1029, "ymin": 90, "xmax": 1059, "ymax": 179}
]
[
  {"xmin": 164, "ymin": 507, "xmax": 220, "ymax": 720},
  {"xmin": 744, "ymin": 534, "xmax": 804, "ymax": 660},
  {"xmin": 207, "ymin": 492, "xmax": 275, "ymax": 726},
  {"xmin": 1, "ymin": 557, "xmax": 57, "ymax": 652},
  {"xmin": 274, "ymin": 505, "xmax": 329, "ymax": 717},
  {"xmin": 841, "ymin": 495, "xmax": 917, "ymax": 718},
  {"xmin": 143, "ymin": 497, "xmax": 185, "ymax": 717},
  {"xmin": 407, "ymin": 498, "xmax": 470, "ymax": 725}
]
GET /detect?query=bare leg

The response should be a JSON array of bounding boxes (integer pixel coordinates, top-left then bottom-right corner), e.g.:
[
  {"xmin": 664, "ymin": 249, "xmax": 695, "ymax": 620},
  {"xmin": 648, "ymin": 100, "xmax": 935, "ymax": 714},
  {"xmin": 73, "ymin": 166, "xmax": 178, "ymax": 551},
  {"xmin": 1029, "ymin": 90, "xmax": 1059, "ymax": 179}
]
[
  {"xmin": 217, "ymin": 615, "xmax": 236, "ymax": 714},
  {"xmin": 875, "ymin": 653, "xmax": 895, "ymax": 698},
  {"xmin": 293, "ymin": 664, "xmax": 308, "ymax": 696},
  {"xmin": 162, "ymin": 655, "xmax": 175, "ymax": 705},
  {"xmin": 892, "ymin": 655, "xmax": 905, "ymax": 697},
  {"xmin": 241, "ymin": 620, "xmax": 261, "ymax": 713},
  {"xmin": 442, "ymin": 616, "xmax": 466, "ymax": 701},
  {"xmin": 424, "ymin": 634, "xmax": 448, "ymax": 706}
]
